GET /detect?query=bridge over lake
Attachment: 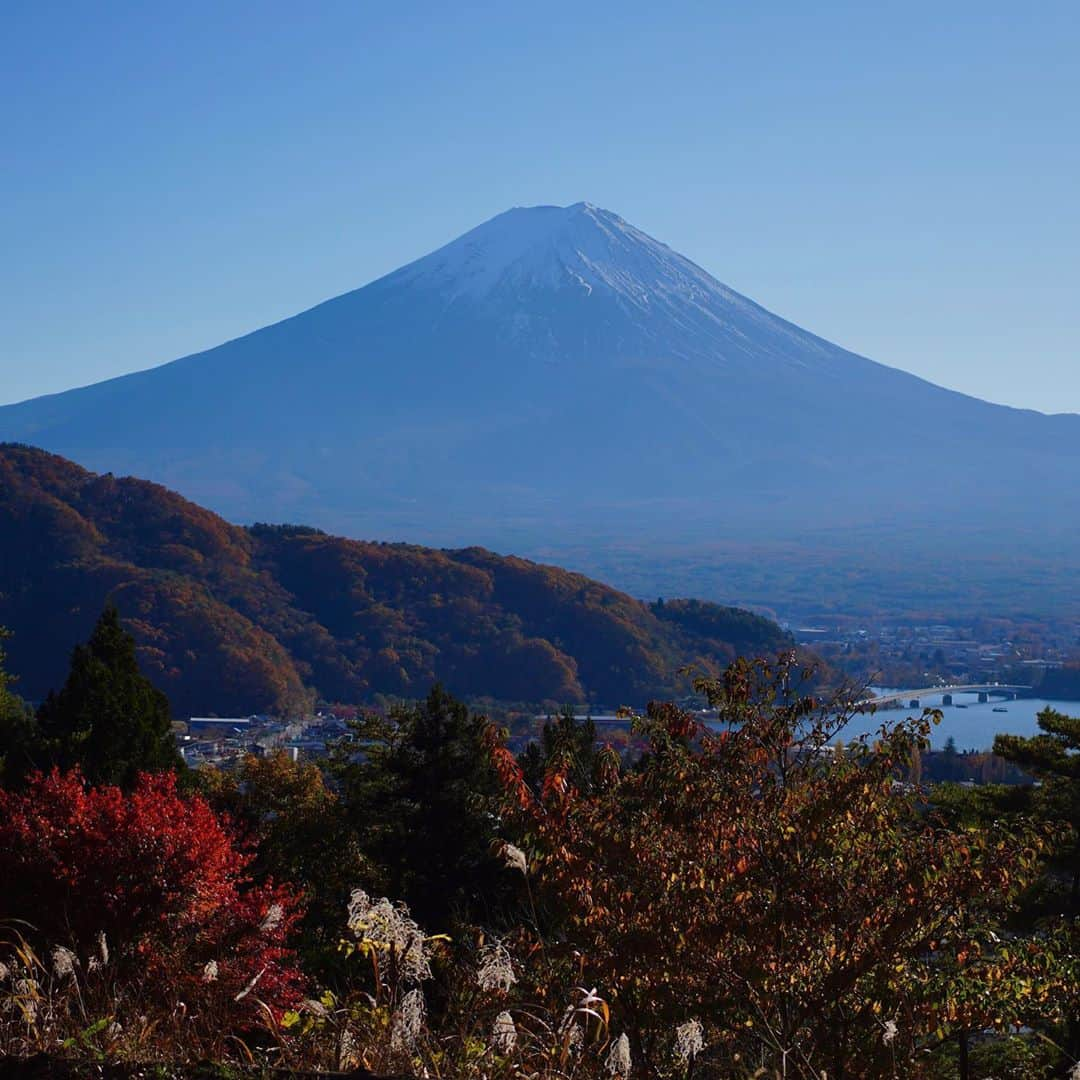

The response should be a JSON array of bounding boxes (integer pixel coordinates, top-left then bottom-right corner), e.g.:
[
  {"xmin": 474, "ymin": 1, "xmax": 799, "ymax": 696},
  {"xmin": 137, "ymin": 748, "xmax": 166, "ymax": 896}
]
[{"xmin": 860, "ymin": 684, "xmax": 1031, "ymax": 709}]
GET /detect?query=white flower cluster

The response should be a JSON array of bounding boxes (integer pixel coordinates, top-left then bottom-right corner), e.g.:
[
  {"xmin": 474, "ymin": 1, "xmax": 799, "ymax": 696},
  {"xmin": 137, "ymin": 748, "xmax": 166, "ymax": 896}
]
[
  {"xmin": 338, "ymin": 1026, "xmax": 360, "ymax": 1070},
  {"xmin": 87, "ymin": 931, "xmax": 109, "ymax": 974},
  {"xmin": 347, "ymin": 888, "xmax": 432, "ymax": 984},
  {"xmin": 674, "ymin": 1018, "xmax": 704, "ymax": 1062},
  {"xmin": 50, "ymin": 946, "xmax": 77, "ymax": 980},
  {"xmin": 390, "ymin": 987, "xmax": 426, "ymax": 1051},
  {"xmin": 882, "ymin": 1019, "xmax": 898, "ymax": 1046},
  {"xmin": 201, "ymin": 960, "xmax": 219, "ymax": 983},
  {"xmin": 260, "ymin": 902, "xmax": 285, "ymax": 934},
  {"xmin": 606, "ymin": 1032, "xmax": 632, "ymax": 1077},
  {"xmin": 491, "ymin": 1010, "xmax": 517, "ymax": 1053},
  {"xmin": 500, "ymin": 843, "xmax": 528, "ymax": 874},
  {"xmin": 476, "ymin": 940, "xmax": 517, "ymax": 992}
]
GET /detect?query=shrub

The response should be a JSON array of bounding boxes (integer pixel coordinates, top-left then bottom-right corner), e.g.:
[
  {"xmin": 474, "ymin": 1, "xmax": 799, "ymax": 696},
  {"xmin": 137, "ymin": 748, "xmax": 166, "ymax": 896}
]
[{"xmin": 0, "ymin": 768, "xmax": 305, "ymax": 1025}]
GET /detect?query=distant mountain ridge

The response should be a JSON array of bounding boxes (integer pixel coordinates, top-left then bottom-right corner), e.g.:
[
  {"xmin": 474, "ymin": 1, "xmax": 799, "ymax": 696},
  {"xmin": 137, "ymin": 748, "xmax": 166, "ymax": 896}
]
[
  {"xmin": 2, "ymin": 202, "xmax": 1078, "ymax": 612},
  {"xmin": 0, "ymin": 444, "xmax": 791, "ymax": 716}
]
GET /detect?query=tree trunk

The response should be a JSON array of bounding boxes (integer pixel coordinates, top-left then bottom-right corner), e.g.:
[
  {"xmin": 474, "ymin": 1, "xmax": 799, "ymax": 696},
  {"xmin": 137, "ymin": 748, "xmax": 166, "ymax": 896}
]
[{"xmin": 958, "ymin": 1029, "xmax": 970, "ymax": 1080}]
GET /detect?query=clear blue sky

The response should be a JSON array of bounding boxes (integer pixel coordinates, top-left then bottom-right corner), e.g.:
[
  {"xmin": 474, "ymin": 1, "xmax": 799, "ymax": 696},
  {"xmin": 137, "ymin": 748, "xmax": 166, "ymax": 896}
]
[{"xmin": 3, "ymin": 0, "xmax": 1077, "ymax": 412}]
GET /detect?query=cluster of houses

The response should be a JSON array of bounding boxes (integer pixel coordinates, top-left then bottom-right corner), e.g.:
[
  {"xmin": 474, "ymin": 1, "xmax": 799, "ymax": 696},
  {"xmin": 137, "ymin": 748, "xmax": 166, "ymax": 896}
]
[
  {"xmin": 796, "ymin": 621, "xmax": 1068, "ymax": 683},
  {"xmin": 176, "ymin": 711, "xmax": 351, "ymax": 769}
]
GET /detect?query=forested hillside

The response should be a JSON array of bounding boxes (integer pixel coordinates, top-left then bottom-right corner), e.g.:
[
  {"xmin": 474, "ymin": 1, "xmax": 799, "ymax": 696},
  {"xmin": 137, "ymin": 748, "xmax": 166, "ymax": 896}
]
[{"xmin": 0, "ymin": 444, "xmax": 791, "ymax": 716}]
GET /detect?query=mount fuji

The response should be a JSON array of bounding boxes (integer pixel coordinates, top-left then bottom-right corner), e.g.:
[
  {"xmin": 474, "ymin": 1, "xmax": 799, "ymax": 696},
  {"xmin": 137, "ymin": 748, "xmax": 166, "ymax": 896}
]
[{"xmin": 3, "ymin": 203, "xmax": 1078, "ymax": 610}]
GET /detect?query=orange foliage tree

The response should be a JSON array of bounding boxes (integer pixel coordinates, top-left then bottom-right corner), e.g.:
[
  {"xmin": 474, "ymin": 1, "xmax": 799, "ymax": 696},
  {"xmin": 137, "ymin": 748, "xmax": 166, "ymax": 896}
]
[
  {"xmin": 489, "ymin": 655, "xmax": 1062, "ymax": 1078},
  {"xmin": 200, "ymin": 749, "xmax": 372, "ymax": 976}
]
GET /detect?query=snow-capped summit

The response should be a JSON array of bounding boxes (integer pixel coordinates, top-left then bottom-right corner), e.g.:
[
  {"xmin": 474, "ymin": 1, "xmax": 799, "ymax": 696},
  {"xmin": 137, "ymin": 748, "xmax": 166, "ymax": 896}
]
[
  {"xmin": 345, "ymin": 202, "xmax": 831, "ymax": 380},
  {"xmin": 1, "ymin": 203, "xmax": 1079, "ymax": 580},
  {"xmin": 388, "ymin": 203, "xmax": 769, "ymax": 350},
  {"xmin": 392, "ymin": 202, "xmax": 714, "ymax": 306}
]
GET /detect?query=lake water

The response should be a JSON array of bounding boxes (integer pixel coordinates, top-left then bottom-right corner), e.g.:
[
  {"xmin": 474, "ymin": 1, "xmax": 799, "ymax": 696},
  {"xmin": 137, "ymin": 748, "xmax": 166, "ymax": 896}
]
[
  {"xmin": 591, "ymin": 693, "xmax": 1080, "ymax": 752},
  {"xmin": 842, "ymin": 690, "xmax": 1080, "ymax": 751}
]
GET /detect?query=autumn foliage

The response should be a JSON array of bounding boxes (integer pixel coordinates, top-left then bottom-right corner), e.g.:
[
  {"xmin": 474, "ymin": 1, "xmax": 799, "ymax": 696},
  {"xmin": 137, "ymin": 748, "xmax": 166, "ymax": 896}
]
[
  {"xmin": 0, "ymin": 768, "xmax": 305, "ymax": 1020},
  {"xmin": 491, "ymin": 656, "xmax": 1060, "ymax": 1077},
  {"xmin": 0, "ymin": 444, "xmax": 791, "ymax": 717},
  {"xmin": 0, "ymin": 653, "xmax": 1076, "ymax": 1076}
]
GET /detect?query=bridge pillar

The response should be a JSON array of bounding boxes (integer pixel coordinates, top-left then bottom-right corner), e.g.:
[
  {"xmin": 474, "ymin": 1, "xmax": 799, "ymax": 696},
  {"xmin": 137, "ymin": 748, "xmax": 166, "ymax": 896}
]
[
  {"xmin": 909, "ymin": 699, "xmax": 920, "ymax": 709},
  {"xmin": 942, "ymin": 694, "xmax": 953, "ymax": 706},
  {"xmin": 978, "ymin": 692, "xmax": 988, "ymax": 703}
]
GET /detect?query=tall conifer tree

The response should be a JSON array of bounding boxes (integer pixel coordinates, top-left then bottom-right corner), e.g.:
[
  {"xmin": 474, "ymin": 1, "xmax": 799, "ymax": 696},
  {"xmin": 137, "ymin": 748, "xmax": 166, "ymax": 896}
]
[
  {"xmin": 991, "ymin": 709, "xmax": 1080, "ymax": 1063},
  {"xmin": 37, "ymin": 604, "xmax": 180, "ymax": 787},
  {"xmin": 0, "ymin": 627, "xmax": 38, "ymax": 785},
  {"xmin": 331, "ymin": 683, "xmax": 508, "ymax": 928}
]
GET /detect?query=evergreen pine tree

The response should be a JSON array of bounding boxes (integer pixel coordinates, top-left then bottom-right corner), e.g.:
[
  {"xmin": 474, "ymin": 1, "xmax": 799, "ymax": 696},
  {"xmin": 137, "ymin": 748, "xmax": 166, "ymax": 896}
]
[
  {"xmin": 37, "ymin": 604, "xmax": 181, "ymax": 788},
  {"xmin": 991, "ymin": 709, "xmax": 1080, "ymax": 1063},
  {"xmin": 994, "ymin": 709, "xmax": 1080, "ymax": 913},
  {"xmin": 0, "ymin": 627, "xmax": 39, "ymax": 786},
  {"xmin": 941, "ymin": 734, "xmax": 960, "ymax": 781},
  {"xmin": 330, "ymin": 683, "xmax": 509, "ymax": 928}
]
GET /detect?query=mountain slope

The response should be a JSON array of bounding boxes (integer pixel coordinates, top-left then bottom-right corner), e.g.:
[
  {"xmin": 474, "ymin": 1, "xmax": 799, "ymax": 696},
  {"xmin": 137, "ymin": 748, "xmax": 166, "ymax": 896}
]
[
  {"xmin": 3, "ymin": 203, "xmax": 1079, "ymax": 601},
  {"xmin": 0, "ymin": 444, "xmax": 791, "ymax": 716}
]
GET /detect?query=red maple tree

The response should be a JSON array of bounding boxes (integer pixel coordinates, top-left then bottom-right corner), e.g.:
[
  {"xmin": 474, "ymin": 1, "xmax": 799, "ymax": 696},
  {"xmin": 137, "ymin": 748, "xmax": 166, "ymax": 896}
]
[{"xmin": 0, "ymin": 768, "xmax": 305, "ymax": 1018}]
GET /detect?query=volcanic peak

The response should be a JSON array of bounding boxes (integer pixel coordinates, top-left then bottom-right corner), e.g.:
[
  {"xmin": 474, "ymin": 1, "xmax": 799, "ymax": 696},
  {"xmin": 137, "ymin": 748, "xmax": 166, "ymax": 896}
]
[{"xmin": 388, "ymin": 201, "xmax": 727, "ymax": 310}]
